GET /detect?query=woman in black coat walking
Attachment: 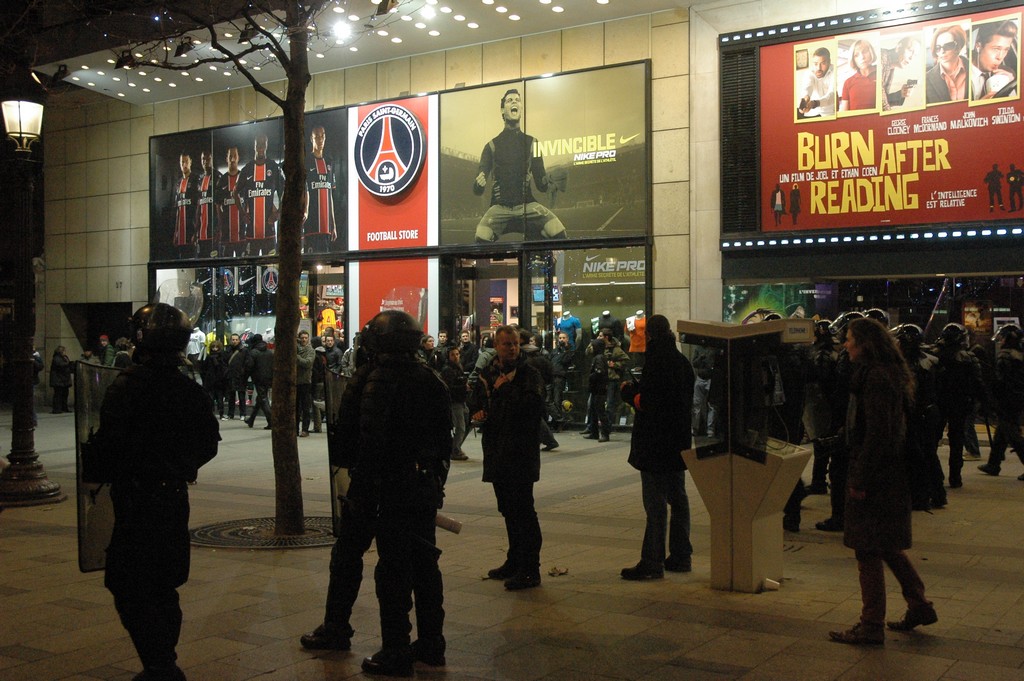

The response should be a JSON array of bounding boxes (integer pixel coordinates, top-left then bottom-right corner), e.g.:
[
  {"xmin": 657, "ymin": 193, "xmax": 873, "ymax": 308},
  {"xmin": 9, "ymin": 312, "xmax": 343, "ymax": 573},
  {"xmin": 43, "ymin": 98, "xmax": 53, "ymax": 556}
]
[{"xmin": 829, "ymin": 318, "xmax": 937, "ymax": 645}]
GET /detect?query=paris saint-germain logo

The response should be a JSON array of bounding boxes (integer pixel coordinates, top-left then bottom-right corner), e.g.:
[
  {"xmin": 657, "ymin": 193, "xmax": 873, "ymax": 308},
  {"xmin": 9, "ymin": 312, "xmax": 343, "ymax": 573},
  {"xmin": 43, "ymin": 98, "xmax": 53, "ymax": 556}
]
[{"xmin": 354, "ymin": 103, "xmax": 425, "ymax": 197}]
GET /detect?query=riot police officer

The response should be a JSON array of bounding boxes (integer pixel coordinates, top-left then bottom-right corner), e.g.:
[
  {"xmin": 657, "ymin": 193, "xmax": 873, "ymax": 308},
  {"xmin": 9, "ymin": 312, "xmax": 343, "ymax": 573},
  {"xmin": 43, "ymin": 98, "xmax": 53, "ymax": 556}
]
[
  {"xmin": 934, "ymin": 323, "xmax": 983, "ymax": 488},
  {"xmin": 979, "ymin": 323, "xmax": 1024, "ymax": 479},
  {"xmin": 893, "ymin": 324, "xmax": 946, "ymax": 509},
  {"xmin": 92, "ymin": 303, "xmax": 220, "ymax": 681},
  {"xmin": 816, "ymin": 311, "xmax": 863, "ymax": 532},
  {"xmin": 306, "ymin": 311, "xmax": 452, "ymax": 676},
  {"xmin": 804, "ymin": 319, "xmax": 838, "ymax": 494}
]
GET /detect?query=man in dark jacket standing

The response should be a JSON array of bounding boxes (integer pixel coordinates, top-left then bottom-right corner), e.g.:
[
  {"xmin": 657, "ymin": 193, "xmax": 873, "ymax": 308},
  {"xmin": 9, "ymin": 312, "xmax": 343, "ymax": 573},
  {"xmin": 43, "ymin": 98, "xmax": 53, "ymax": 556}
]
[
  {"xmin": 469, "ymin": 325, "xmax": 546, "ymax": 590},
  {"xmin": 225, "ymin": 333, "xmax": 250, "ymax": 420},
  {"xmin": 245, "ymin": 334, "xmax": 274, "ymax": 429},
  {"xmin": 90, "ymin": 303, "xmax": 219, "ymax": 680},
  {"xmin": 618, "ymin": 314, "xmax": 695, "ymax": 580}
]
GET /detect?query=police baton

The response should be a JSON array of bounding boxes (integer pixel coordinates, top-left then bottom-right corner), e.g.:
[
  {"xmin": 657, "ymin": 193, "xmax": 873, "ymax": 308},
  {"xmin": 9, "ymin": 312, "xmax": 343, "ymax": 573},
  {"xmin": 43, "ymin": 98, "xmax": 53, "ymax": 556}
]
[{"xmin": 435, "ymin": 513, "xmax": 462, "ymax": 534}]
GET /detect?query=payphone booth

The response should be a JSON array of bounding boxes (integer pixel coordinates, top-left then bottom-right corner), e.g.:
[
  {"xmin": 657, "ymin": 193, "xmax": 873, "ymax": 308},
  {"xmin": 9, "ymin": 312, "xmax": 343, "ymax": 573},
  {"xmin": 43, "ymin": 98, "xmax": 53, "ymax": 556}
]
[{"xmin": 678, "ymin": 318, "xmax": 814, "ymax": 593}]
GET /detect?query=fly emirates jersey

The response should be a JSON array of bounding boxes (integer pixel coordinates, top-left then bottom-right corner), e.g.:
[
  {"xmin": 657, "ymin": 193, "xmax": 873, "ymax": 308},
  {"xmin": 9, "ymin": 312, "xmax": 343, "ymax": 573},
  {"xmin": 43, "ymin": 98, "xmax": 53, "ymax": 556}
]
[
  {"xmin": 235, "ymin": 160, "xmax": 283, "ymax": 241},
  {"xmin": 173, "ymin": 175, "xmax": 198, "ymax": 247},
  {"xmin": 195, "ymin": 171, "xmax": 219, "ymax": 243},
  {"xmin": 305, "ymin": 155, "xmax": 336, "ymax": 236},
  {"xmin": 216, "ymin": 172, "xmax": 242, "ymax": 244}
]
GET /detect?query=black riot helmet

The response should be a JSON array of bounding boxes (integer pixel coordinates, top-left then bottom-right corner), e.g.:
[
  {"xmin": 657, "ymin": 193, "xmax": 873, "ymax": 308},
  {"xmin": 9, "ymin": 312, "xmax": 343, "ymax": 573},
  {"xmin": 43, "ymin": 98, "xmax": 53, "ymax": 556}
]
[
  {"xmin": 993, "ymin": 322, "xmax": 1023, "ymax": 349},
  {"xmin": 893, "ymin": 323, "xmax": 924, "ymax": 353},
  {"xmin": 940, "ymin": 322, "xmax": 968, "ymax": 348},
  {"xmin": 864, "ymin": 308, "xmax": 890, "ymax": 327},
  {"xmin": 829, "ymin": 311, "xmax": 864, "ymax": 341},
  {"xmin": 361, "ymin": 310, "xmax": 423, "ymax": 355},
  {"xmin": 130, "ymin": 303, "xmax": 191, "ymax": 354},
  {"xmin": 814, "ymin": 319, "xmax": 833, "ymax": 341}
]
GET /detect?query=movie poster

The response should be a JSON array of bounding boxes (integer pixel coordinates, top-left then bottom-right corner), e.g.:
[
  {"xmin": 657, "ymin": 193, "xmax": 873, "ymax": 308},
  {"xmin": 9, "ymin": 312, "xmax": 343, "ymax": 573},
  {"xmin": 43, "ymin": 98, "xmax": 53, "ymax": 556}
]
[
  {"xmin": 438, "ymin": 62, "xmax": 649, "ymax": 244},
  {"xmin": 764, "ymin": 8, "xmax": 1022, "ymax": 232}
]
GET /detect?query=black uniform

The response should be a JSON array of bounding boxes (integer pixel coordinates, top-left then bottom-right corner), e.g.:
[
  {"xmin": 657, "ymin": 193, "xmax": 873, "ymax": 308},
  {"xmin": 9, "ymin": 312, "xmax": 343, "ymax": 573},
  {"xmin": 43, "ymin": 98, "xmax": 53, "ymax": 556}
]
[
  {"xmin": 984, "ymin": 346, "xmax": 1024, "ymax": 472},
  {"xmin": 935, "ymin": 342, "xmax": 983, "ymax": 487},
  {"xmin": 92, "ymin": 357, "xmax": 219, "ymax": 676},
  {"xmin": 354, "ymin": 354, "xmax": 451, "ymax": 652},
  {"xmin": 904, "ymin": 348, "xmax": 947, "ymax": 509}
]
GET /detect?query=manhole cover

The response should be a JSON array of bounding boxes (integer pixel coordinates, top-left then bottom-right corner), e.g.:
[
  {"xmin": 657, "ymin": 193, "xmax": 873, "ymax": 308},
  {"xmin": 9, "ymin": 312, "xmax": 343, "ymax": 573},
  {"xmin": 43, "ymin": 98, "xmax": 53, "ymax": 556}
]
[{"xmin": 190, "ymin": 516, "xmax": 335, "ymax": 549}]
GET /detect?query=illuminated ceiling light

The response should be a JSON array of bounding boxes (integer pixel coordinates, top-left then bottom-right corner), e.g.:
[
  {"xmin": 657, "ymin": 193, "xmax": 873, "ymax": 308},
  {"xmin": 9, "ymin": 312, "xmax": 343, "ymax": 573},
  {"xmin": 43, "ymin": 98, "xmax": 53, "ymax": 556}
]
[
  {"xmin": 181, "ymin": 70, "xmax": 189, "ymax": 76},
  {"xmin": 597, "ymin": 0, "xmax": 609, "ymax": 4},
  {"xmin": 194, "ymin": 77, "xmax": 203, "ymax": 82},
  {"xmin": 377, "ymin": 29, "xmax": 389, "ymax": 36},
  {"xmin": 349, "ymin": 46, "xmax": 358, "ymax": 51},
  {"xmin": 223, "ymin": 31, "xmax": 234, "ymax": 37},
  {"xmin": 401, "ymin": 15, "xmax": 412, "ymax": 21},
  {"xmin": 71, "ymin": 76, "xmax": 80, "ymax": 81},
  {"xmin": 509, "ymin": 14, "xmax": 520, "ymax": 20},
  {"xmin": 454, "ymin": 14, "xmax": 465, "ymax": 20},
  {"xmin": 106, "ymin": 58, "xmax": 115, "ymax": 64},
  {"xmin": 349, "ymin": 14, "xmax": 360, "ymax": 21},
  {"xmin": 97, "ymin": 70, "xmax": 106, "ymax": 76},
  {"xmin": 117, "ymin": 92, "xmax": 125, "ymax": 97},
  {"xmin": 316, "ymin": 52, "xmax": 325, "ymax": 58},
  {"xmin": 168, "ymin": 82, "xmax": 177, "ymax": 87},
  {"xmin": 223, "ymin": 71, "xmax": 232, "ymax": 76},
  {"xmin": 138, "ymin": 70, "xmax": 147, "ymax": 76},
  {"xmin": 333, "ymin": 20, "xmax": 352, "ymax": 38},
  {"xmin": 253, "ymin": 65, "xmax": 262, "ymax": 70},
  {"xmin": 441, "ymin": 6, "xmax": 453, "ymax": 13},
  {"xmin": 239, "ymin": 59, "xmax": 247, "ymax": 65},
  {"xmin": 333, "ymin": 5, "xmax": 344, "ymax": 12},
  {"xmin": 540, "ymin": 0, "xmax": 551, "ymax": 4},
  {"xmin": 552, "ymin": 5, "xmax": 564, "ymax": 12},
  {"xmin": 87, "ymin": 82, "xmax": 95, "ymax": 86},
  {"xmin": 135, "ymin": 52, "xmax": 144, "ymax": 58},
  {"xmin": 391, "ymin": 37, "xmax": 402, "ymax": 43},
  {"xmin": 112, "ymin": 76, "xmax": 121, "ymax": 82},
  {"xmin": 209, "ymin": 65, "xmax": 218, "ymax": 70},
  {"xmin": 142, "ymin": 87, "xmax": 150, "ymax": 92},
  {"xmin": 415, "ymin": 21, "xmax": 426, "ymax": 28},
  {"xmin": 421, "ymin": 6, "xmax": 436, "ymax": 18},
  {"xmin": 429, "ymin": 29, "xmax": 440, "ymax": 36},
  {"xmin": 153, "ymin": 76, "xmax": 162, "ymax": 82},
  {"xmin": 496, "ymin": 6, "xmax": 508, "ymax": 13},
  {"xmin": 483, "ymin": 0, "xmax": 494, "ymax": 4},
  {"xmin": 128, "ymin": 81, "xmax": 136, "ymax": 87},
  {"xmin": 467, "ymin": 21, "xmax": 479, "ymax": 28},
  {"xmin": 426, "ymin": 0, "xmax": 438, "ymax": 4}
]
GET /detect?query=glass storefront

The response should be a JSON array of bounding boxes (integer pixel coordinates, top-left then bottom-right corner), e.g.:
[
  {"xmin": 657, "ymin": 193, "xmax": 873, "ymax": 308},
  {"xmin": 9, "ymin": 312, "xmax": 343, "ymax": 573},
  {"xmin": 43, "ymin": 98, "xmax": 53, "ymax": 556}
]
[{"xmin": 723, "ymin": 275, "xmax": 1024, "ymax": 349}]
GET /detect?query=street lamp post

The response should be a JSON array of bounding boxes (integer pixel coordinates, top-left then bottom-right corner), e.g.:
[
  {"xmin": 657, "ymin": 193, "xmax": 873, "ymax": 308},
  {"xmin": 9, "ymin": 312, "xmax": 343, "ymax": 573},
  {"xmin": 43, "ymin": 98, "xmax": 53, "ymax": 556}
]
[{"xmin": 0, "ymin": 66, "xmax": 66, "ymax": 507}]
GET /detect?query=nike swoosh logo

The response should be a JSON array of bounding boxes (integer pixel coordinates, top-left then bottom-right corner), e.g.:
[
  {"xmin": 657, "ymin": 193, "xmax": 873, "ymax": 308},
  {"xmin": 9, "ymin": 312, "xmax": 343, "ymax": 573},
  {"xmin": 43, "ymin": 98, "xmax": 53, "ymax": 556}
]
[
  {"xmin": 239, "ymin": 276, "xmax": 256, "ymax": 286},
  {"xmin": 585, "ymin": 255, "xmax": 600, "ymax": 262},
  {"xmin": 619, "ymin": 133, "xmax": 640, "ymax": 145}
]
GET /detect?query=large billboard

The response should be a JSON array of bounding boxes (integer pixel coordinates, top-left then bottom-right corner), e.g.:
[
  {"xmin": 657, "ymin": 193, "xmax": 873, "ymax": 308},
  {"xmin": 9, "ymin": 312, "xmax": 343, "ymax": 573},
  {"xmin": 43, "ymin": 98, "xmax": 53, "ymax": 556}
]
[
  {"xmin": 149, "ymin": 111, "xmax": 348, "ymax": 263},
  {"xmin": 439, "ymin": 62, "xmax": 649, "ymax": 244},
  {"xmin": 760, "ymin": 7, "xmax": 1021, "ymax": 232}
]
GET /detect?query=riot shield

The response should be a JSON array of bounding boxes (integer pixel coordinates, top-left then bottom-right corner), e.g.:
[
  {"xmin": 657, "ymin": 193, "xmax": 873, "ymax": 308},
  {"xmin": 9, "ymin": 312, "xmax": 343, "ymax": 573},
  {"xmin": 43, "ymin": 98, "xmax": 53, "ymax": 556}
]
[
  {"xmin": 324, "ymin": 371, "xmax": 350, "ymax": 537},
  {"xmin": 75, "ymin": 362, "xmax": 122, "ymax": 572}
]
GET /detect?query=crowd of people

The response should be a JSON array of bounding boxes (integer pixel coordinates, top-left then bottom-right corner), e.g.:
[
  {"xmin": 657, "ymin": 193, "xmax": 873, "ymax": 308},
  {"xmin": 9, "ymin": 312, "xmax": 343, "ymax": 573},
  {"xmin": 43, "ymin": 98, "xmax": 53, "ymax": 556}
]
[{"xmin": 53, "ymin": 300, "xmax": 1024, "ymax": 677}]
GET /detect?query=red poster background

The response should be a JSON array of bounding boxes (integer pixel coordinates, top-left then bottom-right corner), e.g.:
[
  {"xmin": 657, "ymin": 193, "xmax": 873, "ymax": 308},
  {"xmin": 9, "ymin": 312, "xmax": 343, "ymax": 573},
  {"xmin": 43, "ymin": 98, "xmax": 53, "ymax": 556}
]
[
  {"xmin": 357, "ymin": 259, "xmax": 429, "ymax": 330},
  {"xmin": 353, "ymin": 96, "xmax": 433, "ymax": 250},
  {"xmin": 759, "ymin": 7, "xmax": 1022, "ymax": 232}
]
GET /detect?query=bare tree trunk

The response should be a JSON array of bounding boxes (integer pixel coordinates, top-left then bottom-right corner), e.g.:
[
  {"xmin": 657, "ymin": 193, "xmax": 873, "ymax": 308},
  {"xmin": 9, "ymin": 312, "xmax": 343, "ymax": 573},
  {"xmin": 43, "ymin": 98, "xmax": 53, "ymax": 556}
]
[{"xmin": 268, "ymin": 7, "xmax": 310, "ymax": 536}]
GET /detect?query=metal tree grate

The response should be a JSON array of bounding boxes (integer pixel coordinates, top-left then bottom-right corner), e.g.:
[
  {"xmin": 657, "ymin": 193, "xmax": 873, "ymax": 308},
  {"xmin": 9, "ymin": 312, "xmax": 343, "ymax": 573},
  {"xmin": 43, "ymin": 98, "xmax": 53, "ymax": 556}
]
[{"xmin": 190, "ymin": 516, "xmax": 335, "ymax": 549}]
